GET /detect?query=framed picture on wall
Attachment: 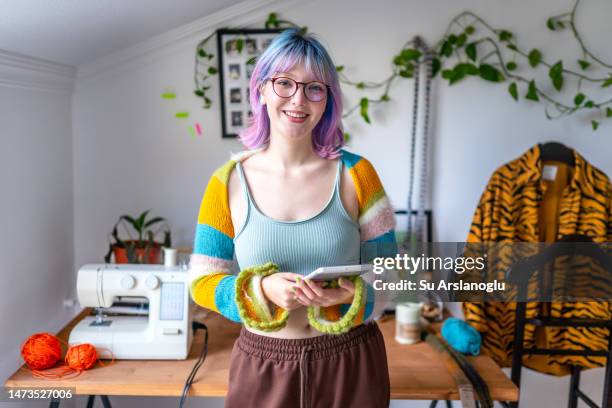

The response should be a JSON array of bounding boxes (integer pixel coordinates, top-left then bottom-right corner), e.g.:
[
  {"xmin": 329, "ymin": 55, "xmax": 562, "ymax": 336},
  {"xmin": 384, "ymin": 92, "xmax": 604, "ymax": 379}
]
[
  {"xmin": 394, "ymin": 209, "xmax": 433, "ymax": 245},
  {"xmin": 217, "ymin": 28, "xmax": 283, "ymax": 138}
]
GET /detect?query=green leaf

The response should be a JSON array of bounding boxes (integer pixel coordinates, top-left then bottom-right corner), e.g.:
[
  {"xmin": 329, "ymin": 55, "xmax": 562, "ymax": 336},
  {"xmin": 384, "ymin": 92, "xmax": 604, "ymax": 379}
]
[
  {"xmin": 602, "ymin": 76, "xmax": 612, "ymax": 88},
  {"xmin": 528, "ymin": 49, "xmax": 542, "ymax": 68},
  {"xmin": 356, "ymin": 82, "xmax": 365, "ymax": 90},
  {"xmin": 498, "ymin": 30, "xmax": 513, "ymax": 42},
  {"xmin": 442, "ymin": 63, "xmax": 479, "ymax": 85},
  {"xmin": 585, "ymin": 101, "xmax": 594, "ymax": 108},
  {"xmin": 381, "ymin": 94, "xmax": 390, "ymax": 102},
  {"xmin": 508, "ymin": 82, "xmax": 518, "ymax": 101},
  {"xmin": 506, "ymin": 61, "xmax": 518, "ymax": 71},
  {"xmin": 343, "ymin": 132, "xmax": 350, "ymax": 143},
  {"xmin": 448, "ymin": 34, "xmax": 457, "ymax": 44},
  {"xmin": 335, "ymin": 65, "xmax": 344, "ymax": 72},
  {"xmin": 246, "ymin": 57, "xmax": 256, "ymax": 65},
  {"xmin": 525, "ymin": 80, "xmax": 539, "ymax": 101},
  {"xmin": 465, "ymin": 26, "xmax": 475, "ymax": 35},
  {"xmin": 208, "ymin": 66, "xmax": 218, "ymax": 75},
  {"xmin": 578, "ymin": 59, "xmax": 590, "ymax": 70},
  {"xmin": 465, "ymin": 43, "xmax": 477, "ymax": 62},
  {"xmin": 456, "ymin": 33, "xmax": 467, "ymax": 47},
  {"xmin": 479, "ymin": 64, "xmax": 504, "ymax": 82},
  {"xmin": 592, "ymin": 120, "xmax": 599, "ymax": 130},
  {"xmin": 440, "ymin": 41, "xmax": 453, "ymax": 57},
  {"xmin": 198, "ymin": 49, "xmax": 207, "ymax": 58},
  {"xmin": 175, "ymin": 112, "xmax": 189, "ymax": 118},
  {"xmin": 607, "ymin": 107, "xmax": 612, "ymax": 117},
  {"xmin": 548, "ymin": 61, "xmax": 564, "ymax": 91},
  {"xmin": 399, "ymin": 69, "xmax": 413, "ymax": 78},
  {"xmin": 207, "ymin": 55, "xmax": 214, "ymax": 60},
  {"xmin": 193, "ymin": 90, "xmax": 204, "ymax": 97},
  {"xmin": 574, "ymin": 93, "xmax": 586, "ymax": 105},
  {"xmin": 401, "ymin": 48, "xmax": 422, "ymax": 61},
  {"xmin": 547, "ymin": 18, "xmax": 556, "ymax": 31},
  {"xmin": 460, "ymin": 63, "xmax": 479, "ymax": 75},
  {"xmin": 507, "ymin": 44, "xmax": 517, "ymax": 51},
  {"xmin": 137, "ymin": 210, "xmax": 149, "ymax": 229},
  {"xmin": 359, "ymin": 98, "xmax": 371, "ymax": 124},
  {"xmin": 265, "ymin": 13, "xmax": 278, "ymax": 29},
  {"xmin": 441, "ymin": 69, "xmax": 454, "ymax": 80},
  {"xmin": 161, "ymin": 92, "xmax": 176, "ymax": 99},
  {"xmin": 144, "ymin": 217, "xmax": 165, "ymax": 229},
  {"xmin": 431, "ymin": 58, "xmax": 441, "ymax": 78},
  {"xmin": 447, "ymin": 65, "xmax": 466, "ymax": 85}
]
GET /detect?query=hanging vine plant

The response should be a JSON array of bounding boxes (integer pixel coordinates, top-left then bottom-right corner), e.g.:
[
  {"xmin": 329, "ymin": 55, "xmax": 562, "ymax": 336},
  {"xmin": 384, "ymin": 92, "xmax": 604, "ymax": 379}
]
[{"xmin": 194, "ymin": 0, "xmax": 612, "ymax": 131}]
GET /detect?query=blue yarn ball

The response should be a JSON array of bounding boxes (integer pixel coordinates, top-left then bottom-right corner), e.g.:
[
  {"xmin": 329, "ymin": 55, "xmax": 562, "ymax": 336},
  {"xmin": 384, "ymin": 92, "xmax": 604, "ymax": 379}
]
[{"xmin": 441, "ymin": 318, "xmax": 481, "ymax": 356}]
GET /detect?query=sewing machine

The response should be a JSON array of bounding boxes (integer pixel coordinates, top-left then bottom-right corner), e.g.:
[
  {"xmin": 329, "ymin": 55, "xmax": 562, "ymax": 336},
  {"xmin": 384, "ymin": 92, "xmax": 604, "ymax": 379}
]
[{"xmin": 69, "ymin": 264, "xmax": 193, "ymax": 359}]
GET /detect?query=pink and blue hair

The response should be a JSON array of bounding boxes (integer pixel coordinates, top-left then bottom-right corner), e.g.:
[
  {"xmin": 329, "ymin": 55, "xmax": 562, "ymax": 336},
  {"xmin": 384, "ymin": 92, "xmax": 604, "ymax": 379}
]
[{"xmin": 239, "ymin": 28, "xmax": 344, "ymax": 159}]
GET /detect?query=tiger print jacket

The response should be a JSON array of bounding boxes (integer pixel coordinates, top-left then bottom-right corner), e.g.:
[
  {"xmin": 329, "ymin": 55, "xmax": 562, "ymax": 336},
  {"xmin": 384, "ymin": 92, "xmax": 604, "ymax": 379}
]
[{"xmin": 463, "ymin": 144, "xmax": 612, "ymax": 376}]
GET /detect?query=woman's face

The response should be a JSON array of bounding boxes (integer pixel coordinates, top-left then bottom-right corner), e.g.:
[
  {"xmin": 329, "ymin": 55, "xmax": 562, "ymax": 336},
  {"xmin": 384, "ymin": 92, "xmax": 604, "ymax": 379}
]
[{"xmin": 260, "ymin": 64, "xmax": 328, "ymax": 142}]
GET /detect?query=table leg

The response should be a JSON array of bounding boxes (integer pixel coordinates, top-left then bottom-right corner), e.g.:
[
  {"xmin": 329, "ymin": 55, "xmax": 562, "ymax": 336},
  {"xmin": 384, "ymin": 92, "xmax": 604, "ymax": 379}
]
[
  {"xmin": 100, "ymin": 395, "xmax": 112, "ymax": 408},
  {"xmin": 86, "ymin": 395, "xmax": 95, "ymax": 408},
  {"xmin": 49, "ymin": 398, "xmax": 60, "ymax": 408}
]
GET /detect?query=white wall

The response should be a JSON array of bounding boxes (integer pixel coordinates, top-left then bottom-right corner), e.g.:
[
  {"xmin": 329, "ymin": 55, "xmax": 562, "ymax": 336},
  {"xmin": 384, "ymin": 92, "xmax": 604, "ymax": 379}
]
[
  {"xmin": 4, "ymin": 0, "xmax": 610, "ymax": 406},
  {"xmin": 0, "ymin": 52, "xmax": 76, "ymax": 406}
]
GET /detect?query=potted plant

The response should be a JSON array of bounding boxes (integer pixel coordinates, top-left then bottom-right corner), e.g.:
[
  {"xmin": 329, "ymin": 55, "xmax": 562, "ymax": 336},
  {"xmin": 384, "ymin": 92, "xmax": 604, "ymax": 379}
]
[{"xmin": 104, "ymin": 210, "xmax": 172, "ymax": 264}]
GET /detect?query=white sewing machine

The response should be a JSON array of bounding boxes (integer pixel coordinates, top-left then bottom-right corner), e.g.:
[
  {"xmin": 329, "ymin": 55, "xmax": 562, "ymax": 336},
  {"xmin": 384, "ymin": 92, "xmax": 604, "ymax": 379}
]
[{"xmin": 69, "ymin": 264, "xmax": 193, "ymax": 359}]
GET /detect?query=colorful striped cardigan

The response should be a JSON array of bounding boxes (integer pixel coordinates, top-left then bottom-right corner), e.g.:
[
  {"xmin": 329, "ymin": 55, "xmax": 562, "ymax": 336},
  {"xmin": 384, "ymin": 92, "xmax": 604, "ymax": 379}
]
[{"xmin": 189, "ymin": 149, "xmax": 397, "ymax": 326}]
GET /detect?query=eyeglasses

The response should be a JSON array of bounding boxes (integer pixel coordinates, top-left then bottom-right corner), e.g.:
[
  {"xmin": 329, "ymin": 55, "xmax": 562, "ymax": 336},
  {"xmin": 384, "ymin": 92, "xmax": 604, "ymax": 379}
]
[{"xmin": 269, "ymin": 77, "xmax": 329, "ymax": 102}]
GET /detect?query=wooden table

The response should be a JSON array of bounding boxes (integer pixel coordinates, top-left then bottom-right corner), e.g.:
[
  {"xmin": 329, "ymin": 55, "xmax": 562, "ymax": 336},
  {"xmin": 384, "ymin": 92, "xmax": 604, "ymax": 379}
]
[{"xmin": 5, "ymin": 309, "xmax": 518, "ymax": 402}]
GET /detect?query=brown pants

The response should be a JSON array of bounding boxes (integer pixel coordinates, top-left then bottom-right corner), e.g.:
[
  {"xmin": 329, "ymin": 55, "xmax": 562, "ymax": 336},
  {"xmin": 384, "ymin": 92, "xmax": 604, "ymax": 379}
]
[{"xmin": 225, "ymin": 322, "xmax": 390, "ymax": 408}]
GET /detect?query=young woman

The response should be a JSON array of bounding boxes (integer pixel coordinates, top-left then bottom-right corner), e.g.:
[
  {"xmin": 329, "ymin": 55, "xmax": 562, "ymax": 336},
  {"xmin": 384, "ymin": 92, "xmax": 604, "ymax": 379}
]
[{"xmin": 190, "ymin": 28, "xmax": 397, "ymax": 408}]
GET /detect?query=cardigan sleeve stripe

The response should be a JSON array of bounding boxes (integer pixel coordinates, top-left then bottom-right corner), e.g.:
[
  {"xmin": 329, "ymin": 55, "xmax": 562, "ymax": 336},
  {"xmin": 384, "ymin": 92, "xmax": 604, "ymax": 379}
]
[
  {"xmin": 194, "ymin": 224, "xmax": 234, "ymax": 259},
  {"xmin": 350, "ymin": 160, "xmax": 385, "ymax": 212},
  {"xmin": 197, "ymin": 172, "xmax": 235, "ymax": 238},
  {"xmin": 360, "ymin": 200, "xmax": 396, "ymax": 241}
]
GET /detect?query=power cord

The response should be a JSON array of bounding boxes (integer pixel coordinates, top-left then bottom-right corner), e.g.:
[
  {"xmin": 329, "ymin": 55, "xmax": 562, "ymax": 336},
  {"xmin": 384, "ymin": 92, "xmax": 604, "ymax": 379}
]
[{"xmin": 179, "ymin": 321, "xmax": 209, "ymax": 408}]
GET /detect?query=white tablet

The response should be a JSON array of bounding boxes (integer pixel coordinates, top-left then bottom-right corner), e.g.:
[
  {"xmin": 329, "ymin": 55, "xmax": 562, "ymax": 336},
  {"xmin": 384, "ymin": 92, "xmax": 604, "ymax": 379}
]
[{"xmin": 304, "ymin": 264, "xmax": 373, "ymax": 282}]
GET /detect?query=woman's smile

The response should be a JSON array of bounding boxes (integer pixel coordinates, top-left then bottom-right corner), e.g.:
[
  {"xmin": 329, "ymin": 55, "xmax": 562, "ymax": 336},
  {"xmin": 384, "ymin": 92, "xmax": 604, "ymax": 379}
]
[{"xmin": 282, "ymin": 109, "xmax": 309, "ymax": 123}]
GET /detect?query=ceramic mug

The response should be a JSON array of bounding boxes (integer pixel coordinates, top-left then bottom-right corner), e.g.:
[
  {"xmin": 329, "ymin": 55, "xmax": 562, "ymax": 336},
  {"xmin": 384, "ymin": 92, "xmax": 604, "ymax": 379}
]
[{"xmin": 395, "ymin": 302, "xmax": 423, "ymax": 345}]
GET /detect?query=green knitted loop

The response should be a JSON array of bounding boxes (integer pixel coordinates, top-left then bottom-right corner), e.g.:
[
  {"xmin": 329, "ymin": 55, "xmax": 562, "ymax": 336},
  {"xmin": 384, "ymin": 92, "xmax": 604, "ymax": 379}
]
[
  {"xmin": 235, "ymin": 262, "xmax": 289, "ymax": 331},
  {"xmin": 236, "ymin": 263, "xmax": 366, "ymax": 335},
  {"xmin": 307, "ymin": 276, "xmax": 365, "ymax": 334}
]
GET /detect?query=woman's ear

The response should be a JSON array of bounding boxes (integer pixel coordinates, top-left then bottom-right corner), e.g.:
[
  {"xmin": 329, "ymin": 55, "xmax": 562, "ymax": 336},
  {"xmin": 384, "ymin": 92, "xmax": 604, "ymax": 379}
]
[{"xmin": 258, "ymin": 85, "xmax": 266, "ymax": 105}]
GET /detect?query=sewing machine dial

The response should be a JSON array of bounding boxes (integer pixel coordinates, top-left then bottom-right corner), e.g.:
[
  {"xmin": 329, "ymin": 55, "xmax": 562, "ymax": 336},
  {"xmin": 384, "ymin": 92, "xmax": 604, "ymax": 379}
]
[
  {"xmin": 120, "ymin": 274, "xmax": 136, "ymax": 290},
  {"xmin": 145, "ymin": 274, "xmax": 160, "ymax": 290}
]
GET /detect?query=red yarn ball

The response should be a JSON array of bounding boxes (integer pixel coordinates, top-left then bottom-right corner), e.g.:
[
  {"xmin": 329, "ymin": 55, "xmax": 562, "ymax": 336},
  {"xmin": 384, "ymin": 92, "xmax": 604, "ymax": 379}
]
[
  {"xmin": 21, "ymin": 333, "xmax": 62, "ymax": 370},
  {"xmin": 65, "ymin": 343, "xmax": 98, "ymax": 370}
]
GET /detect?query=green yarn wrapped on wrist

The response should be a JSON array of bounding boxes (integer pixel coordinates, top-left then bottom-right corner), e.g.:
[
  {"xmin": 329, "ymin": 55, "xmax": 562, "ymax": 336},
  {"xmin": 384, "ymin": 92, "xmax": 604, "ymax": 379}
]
[
  {"xmin": 235, "ymin": 262, "xmax": 289, "ymax": 332},
  {"xmin": 307, "ymin": 276, "xmax": 365, "ymax": 335}
]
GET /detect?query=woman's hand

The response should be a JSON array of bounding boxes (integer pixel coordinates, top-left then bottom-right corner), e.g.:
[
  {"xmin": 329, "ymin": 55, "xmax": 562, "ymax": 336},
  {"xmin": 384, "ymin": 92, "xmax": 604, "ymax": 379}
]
[
  {"xmin": 260, "ymin": 272, "xmax": 304, "ymax": 311},
  {"xmin": 294, "ymin": 277, "xmax": 355, "ymax": 307}
]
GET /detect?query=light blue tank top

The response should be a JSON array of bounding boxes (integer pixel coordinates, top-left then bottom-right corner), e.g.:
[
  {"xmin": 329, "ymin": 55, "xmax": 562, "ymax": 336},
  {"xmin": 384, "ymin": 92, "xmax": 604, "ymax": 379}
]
[{"xmin": 233, "ymin": 159, "xmax": 360, "ymax": 276}]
